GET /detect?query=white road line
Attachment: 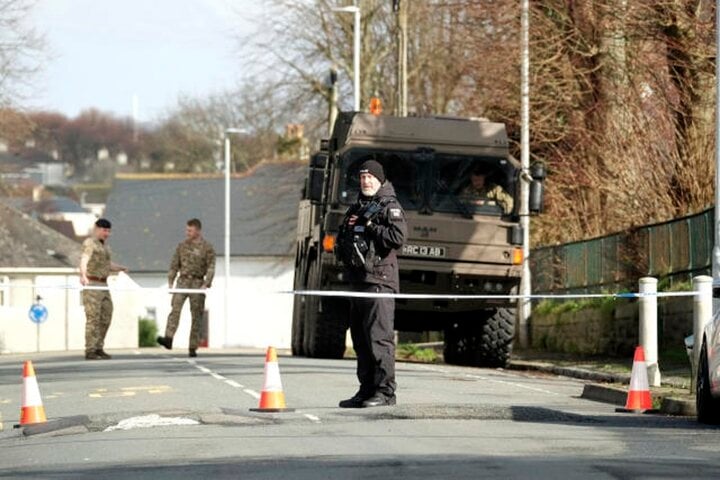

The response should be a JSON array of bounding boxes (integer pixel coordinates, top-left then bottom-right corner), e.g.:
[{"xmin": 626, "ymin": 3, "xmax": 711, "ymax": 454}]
[
  {"xmin": 210, "ymin": 373, "xmax": 226, "ymax": 381},
  {"xmin": 244, "ymin": 389, "xmax": 261, "ymax": 399},
  {"xmin": 225, "ymin": 380, "xmax": 244, "ymax": 388},
  {"xmin": 196, "ymin": 366, "xmax": 212, "ymax": 374},
  {"xmin": 463, "ymin": 373, "xmax": 561, "ymax": 396},
  {"xmin": 304, "ymin": 414, "xmax": 321, "ymax": 423},
  {"xmin": 416, "ymin": 365, "xmax": 561, "ymax": 396}
]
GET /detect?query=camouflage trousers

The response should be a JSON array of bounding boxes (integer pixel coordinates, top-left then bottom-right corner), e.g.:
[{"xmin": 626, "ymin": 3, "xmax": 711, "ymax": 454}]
[
  {"xmin": 166, "ymin": 278, "xmax": 206, "ymax": 350},
  {"xmin": 82, "ymin": 288, "xmax": 113, "ymax": 354}
]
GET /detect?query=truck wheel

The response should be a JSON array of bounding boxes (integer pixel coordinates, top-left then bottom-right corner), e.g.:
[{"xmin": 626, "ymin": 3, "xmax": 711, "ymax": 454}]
[
  {"xmin": 696, "ymin": 342, "xmax": 720, "ymax": 424},
  {"xmin": 443, "ymin": 308, "xmax": 515, "ymax": 368},
  {"xmin": 291, "ymin": 258, "xmax": 307, "ymax": 356},
  {"xmin": 303, "ymin": 259, "xmax": 347, "ymax": 359},
  {"xmin": 477, "ymin": 307, "xmax": 515, "ymax": 368}
]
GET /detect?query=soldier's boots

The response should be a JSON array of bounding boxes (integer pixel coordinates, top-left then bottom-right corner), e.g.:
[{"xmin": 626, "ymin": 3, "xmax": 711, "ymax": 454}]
[
  {"xmin": 85, "ymin": 351, "xmax": 102, "ymax": 360},
  {"xmin": 189, "ymin": 349, "xmax": 197, "ymax": 358},
  {"xmin": 86, "ymin": 350, "xmax": 112, "ymax": 360},
  {"xmin": 156, "ymin": 336, "xmax": 173, "ymax": 350},
  {"xmin": 97, "ymin": 349, "xmax": 112, "ymax": 359}
]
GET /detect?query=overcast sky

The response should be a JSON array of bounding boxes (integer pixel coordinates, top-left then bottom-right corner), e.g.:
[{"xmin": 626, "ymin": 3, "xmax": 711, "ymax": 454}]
[{"xmin": 29, "ymin": 0, "xmax": 262, "ymax": 122}]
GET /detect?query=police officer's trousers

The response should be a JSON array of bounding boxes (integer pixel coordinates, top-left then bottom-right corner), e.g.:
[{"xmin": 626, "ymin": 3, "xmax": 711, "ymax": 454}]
[{"xmin": 349, "ymin": 284, "xmax": 396, "ymax": 398}]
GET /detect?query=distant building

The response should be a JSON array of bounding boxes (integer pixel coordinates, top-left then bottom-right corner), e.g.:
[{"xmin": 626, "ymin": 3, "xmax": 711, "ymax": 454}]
[
  {"xmin": 0, "ymin": 203, "xmax": 140, "ymax": 354},
  {"xmin": 104, "ymin": 162, "xmax": 306, "ymax": 350}
]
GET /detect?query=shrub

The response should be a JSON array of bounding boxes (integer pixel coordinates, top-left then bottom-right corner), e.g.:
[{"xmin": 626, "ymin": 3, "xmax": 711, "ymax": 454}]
[{"xmin": 138, "ymin": 318, "xmax": 158, "ymax": 347}]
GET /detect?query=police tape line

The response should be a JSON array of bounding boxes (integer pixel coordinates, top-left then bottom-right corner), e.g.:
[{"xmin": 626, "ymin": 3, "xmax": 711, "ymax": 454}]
[
  {"xmin": 0, "ymin": 282, "xmax": 705, "ymax": 299},
  {"xmin": 3, "ymin": 283, "xmax": 209, "ymax": 295}
]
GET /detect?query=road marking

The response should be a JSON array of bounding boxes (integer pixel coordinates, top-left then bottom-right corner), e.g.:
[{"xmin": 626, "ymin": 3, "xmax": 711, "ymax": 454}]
[
  {"xmin": 463, "ymin": 373, "xmax": 561, "ymax": 396},
  {"xmin": 304, "ymin": 414, "xmax": 321, "ymax": 423},
  {"xmin": 187, "ymin": 361, "xmax": 261, "ymax": 403},
  {"xmin": 416, "ymin": 365, "xmax": 561, "ymax": 396},
  {"xmin": 90, "ymin": 391, "xmax": 136, "ymax": 398},
  {"xmin": 0, "ymin": 412, "xmax": 3, "ymax": 432},
  {"xmin": 104, "ymin": 414, "xmax": 199, "ymax": 432},
  {"xmin": 244, "ymin": 389, "xmax": 260, "ymax": 399},
  {"xmin": 1, "ymin": 398, "xmax": 12, "ymax": 404},
  {"xmin": 90, "ymin": 385, "xmax": 172, "ymax": 398}
]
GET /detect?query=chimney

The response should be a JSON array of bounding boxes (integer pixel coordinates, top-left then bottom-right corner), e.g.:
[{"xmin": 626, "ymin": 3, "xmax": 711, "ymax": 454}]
[{"xmin": 32, "ymin": 185, "xmax": 44, "ymax": 202}]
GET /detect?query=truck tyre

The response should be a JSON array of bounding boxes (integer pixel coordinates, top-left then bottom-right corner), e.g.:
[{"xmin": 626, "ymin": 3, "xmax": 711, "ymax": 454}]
[
  {"xmin": 303, "ymin": 259, "xmax": 347, "ymax": 359},
  {"xmin": 696, "ymin": 342, "xmax": 720, "ymax": 424},
  {"xmin": 291, "ymin": 256, "xmax": 307, "ymax": 356},
  {"xmin": 477, "ymin": 307, "xmax": 515, "ymax": 368},
  {"xmin": 443, "ymin": 308, "xmax": 515, "ymax": 368}
]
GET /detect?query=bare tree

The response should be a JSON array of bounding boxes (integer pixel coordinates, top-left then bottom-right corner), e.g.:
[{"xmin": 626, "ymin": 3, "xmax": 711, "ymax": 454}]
[{"xmin": 0, "ymin": 0, "xmax": 45, "ymax": 107}]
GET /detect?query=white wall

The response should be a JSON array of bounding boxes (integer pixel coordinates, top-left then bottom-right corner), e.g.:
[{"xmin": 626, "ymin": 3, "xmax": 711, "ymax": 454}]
[
  {"xmin": 132, "ymin": 256, "xmax": 294, "ymax": 350},
  {"xmin": 0, "ymin": 271, "xmax": 141, "ymax": 354}
]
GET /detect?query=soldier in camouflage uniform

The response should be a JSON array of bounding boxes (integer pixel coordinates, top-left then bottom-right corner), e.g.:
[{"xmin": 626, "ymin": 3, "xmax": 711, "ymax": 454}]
[
  {"xmin": 461, "ymin": 166, "xmax": 514, "ymax": 215},
  {"xmin": 79, "ymin": 218, "xmax": 128, "ymax": 360},
  {"xmin": 157, "ymin": 218, "xmax": 216, "ymax": 357}
]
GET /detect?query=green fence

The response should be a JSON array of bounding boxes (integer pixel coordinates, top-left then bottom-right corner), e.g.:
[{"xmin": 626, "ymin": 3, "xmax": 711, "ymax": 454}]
[{"xmin": 532, "ymin": 207, "xmax": 714, "ymax": 294}]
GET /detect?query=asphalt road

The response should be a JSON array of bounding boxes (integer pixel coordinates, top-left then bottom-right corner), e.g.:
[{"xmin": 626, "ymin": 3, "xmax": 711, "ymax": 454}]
[{"xmin": 0, "ymin": 348, "xmax": 718, "ymax": 479}]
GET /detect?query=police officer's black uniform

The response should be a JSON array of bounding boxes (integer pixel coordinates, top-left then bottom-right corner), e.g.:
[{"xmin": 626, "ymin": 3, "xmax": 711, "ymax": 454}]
[{"xmin": 336, "ymin": 160, "xmax": 407, "ymax": 408}]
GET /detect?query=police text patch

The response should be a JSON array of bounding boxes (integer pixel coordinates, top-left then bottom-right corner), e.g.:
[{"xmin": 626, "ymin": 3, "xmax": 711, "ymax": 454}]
[{"xmin": 390, "ymin": 208, "xmax": 402, "ymax": 219}]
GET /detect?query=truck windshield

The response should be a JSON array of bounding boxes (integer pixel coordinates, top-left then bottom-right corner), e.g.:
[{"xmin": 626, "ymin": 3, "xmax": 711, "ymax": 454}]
[{"xmin": 338, "ymin": 150, "xmax": 516, "ymax": 216}]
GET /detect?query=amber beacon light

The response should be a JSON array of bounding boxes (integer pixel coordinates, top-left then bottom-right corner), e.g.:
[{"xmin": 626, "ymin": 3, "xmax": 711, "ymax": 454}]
[
  {"xmin": 369, "ymin": 97, "xmax": 383, "ymax": 116},
  {"xmin": 322, "ymin": 234, "xmax": 336, "ymax": 252}
]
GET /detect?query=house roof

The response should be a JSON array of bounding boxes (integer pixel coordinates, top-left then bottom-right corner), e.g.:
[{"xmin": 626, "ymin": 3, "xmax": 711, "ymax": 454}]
[
  {"xmin": 103, "ymin": 162, "xmax": 306, "ymax": 272},
  {"xmin": 0, "ymin": 203, "xmax": 81, "ymax": 268}
]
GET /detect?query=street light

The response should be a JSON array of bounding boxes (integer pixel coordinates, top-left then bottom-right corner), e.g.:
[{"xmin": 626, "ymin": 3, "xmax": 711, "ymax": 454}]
[
  {"xmin": 332, "ymin": 3, "xmax": 361, "ymax": 112},
  {"xmin": 224, "ymin": 127, "xmax": 247, "ymax": 347}
]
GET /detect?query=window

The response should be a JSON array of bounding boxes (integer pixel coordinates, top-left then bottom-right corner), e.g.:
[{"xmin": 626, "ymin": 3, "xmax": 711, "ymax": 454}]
[{"xmin": 0, "ymin": 276, "xmax": 9, "ymax": 306}]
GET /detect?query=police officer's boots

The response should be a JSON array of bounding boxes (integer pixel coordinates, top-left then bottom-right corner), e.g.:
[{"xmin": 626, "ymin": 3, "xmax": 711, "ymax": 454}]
[{"xmin": 157, "ymin": 336, "xmax": 173, "ymax": 350}]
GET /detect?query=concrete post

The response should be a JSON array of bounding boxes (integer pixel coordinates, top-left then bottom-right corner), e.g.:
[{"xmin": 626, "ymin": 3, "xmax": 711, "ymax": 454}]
[
  {"xmin": 692, "ymin": 275, "xmax": 713, "ymax": 391},
  {"xmin": 639, "ymin": 277, "xmax": 660, "ymax": 387}
]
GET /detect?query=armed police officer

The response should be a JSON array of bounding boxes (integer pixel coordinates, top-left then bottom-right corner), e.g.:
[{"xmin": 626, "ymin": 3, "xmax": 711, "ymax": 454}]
[{"xmin": 336, "ymin": 159, "xmax": 407, "ymax": 408}]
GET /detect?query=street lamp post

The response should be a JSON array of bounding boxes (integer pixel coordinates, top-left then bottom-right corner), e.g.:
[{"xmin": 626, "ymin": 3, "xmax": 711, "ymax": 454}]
[
  {"xmin": 332, "ymin": 3, "xmax": 361, "ymax": 112},
  {"xmin": 223, "ymin": 127, "xmax": 246, "ymax": 347}
]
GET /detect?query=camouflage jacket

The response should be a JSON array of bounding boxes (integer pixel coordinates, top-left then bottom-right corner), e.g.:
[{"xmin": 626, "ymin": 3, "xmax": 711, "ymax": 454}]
[
  {"xmin": 168, "ymin": 238, "xmax": 216, "ymax": 287},
  {"xmin": 461, "ymin": 183, "xmax": 514, "ymax": 215},
  {"xmin": 81, "ymin": 237, "xmax": 112, "ymax": 279}
]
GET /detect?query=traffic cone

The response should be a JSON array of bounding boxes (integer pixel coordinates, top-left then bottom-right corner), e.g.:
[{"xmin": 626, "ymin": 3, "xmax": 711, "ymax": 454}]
[
  {"xmin": 19, "ymin": 360, "xmax": 47, "ymax": 425},
  {"xmin": 616, "ymin": 346, "xmax": 659, "ymax": 414},
  {"xmin": 250, "ymin": 347, "xmax": 294, "ymax": 413}
]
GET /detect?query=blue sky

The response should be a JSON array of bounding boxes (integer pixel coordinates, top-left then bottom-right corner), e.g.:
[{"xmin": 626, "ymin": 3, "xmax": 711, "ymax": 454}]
[{"xmin": 30, "ymin": 0, "xmax": 262, "ymax": 122}]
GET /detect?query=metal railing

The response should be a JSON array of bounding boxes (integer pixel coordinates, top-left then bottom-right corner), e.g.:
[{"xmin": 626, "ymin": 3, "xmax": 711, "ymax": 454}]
[{"xmin": 532, "ymin": 207, "xmax": 714, "ymax": 294}]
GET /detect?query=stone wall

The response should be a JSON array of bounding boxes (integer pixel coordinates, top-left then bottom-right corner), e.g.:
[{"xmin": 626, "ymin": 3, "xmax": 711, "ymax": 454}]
[{"xmin": 529, "ymin": 297, "xmax": 693, "ymax": 357}]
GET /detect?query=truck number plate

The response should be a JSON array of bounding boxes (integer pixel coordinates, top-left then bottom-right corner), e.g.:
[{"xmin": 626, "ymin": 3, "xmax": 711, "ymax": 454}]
[{"xmin": 402, "ymin": 244, "xmax": 446, "ymax": 258}]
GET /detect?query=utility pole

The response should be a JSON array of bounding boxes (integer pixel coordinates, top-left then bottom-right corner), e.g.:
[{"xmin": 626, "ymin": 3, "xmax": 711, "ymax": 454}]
[
  {"xmin": 393, "ymin": 0, "xmax": 408, "ymax": 117},
  {"xmin": 518, "ymin": 0, "xmax": 531, "ymax": 348},
  {"xmin": 328, "ymin": 67, "xmax": 338, "ymax": 135}
]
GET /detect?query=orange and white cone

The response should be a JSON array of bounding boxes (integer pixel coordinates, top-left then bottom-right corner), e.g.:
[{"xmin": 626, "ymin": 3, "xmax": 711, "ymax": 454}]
[
  {"xmin": 19, "ymin": 360, "xmax": 47, "ymax": 425},
  {"xmin": 616, "ymin": 346, "xmax": 658, "ymax": 414},
  {"xmin": 250, "ymin": 347, "xmax": 294, "ymax": 413}
]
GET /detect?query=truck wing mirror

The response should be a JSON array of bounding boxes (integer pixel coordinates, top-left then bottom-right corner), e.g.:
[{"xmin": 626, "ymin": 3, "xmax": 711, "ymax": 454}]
[
  {"xmin": 308, "ymin": 168, "xmax": 325, "ymax": 203},
  {"xmin": 529, "ymin": 162, "xmax": 546, "ymax": 215}
]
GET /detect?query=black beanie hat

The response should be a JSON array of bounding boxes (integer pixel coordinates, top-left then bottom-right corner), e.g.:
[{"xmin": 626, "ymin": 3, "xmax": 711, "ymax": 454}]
[
  {"xmin": 358, "ymin": 159, "xmax": 385, "ymax": 184},
  {"xmin": 95, "ymin": 218, "xmax": 112, "ymax": 229}
]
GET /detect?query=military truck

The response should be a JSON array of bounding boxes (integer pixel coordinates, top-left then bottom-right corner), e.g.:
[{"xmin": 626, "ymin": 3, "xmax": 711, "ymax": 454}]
[{"xmin": 292, "ymin": 112, "xmax": 545, "ymax": 367}]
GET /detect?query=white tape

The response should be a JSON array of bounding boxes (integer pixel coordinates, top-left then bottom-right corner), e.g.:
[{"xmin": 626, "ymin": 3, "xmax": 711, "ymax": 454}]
[
  {"xmin": 289, "ymin": 289, "xmax": 700, "ymax": 300},
  {"xmin": 1, "ymin": 281, "xmax": 703, "ymax": 300}
]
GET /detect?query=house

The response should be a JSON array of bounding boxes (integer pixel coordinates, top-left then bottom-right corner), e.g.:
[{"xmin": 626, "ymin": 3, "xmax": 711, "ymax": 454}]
[
  {"xmin": 0, "ymin": 203, "xmax": 141, "ymax": 354},
  {"xmin": 5, "ymin": 193, "xmax": 98, "ymax": 240},
  {"xmin": 103, "ymin": 161, "xmax": 306, "ymax": 350}
]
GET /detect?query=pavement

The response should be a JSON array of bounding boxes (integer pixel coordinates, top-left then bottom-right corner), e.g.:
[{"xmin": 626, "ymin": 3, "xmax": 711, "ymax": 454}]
[{"xmin": 508, "ymin": 350, "xmax": 696, "ymax": 417}]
